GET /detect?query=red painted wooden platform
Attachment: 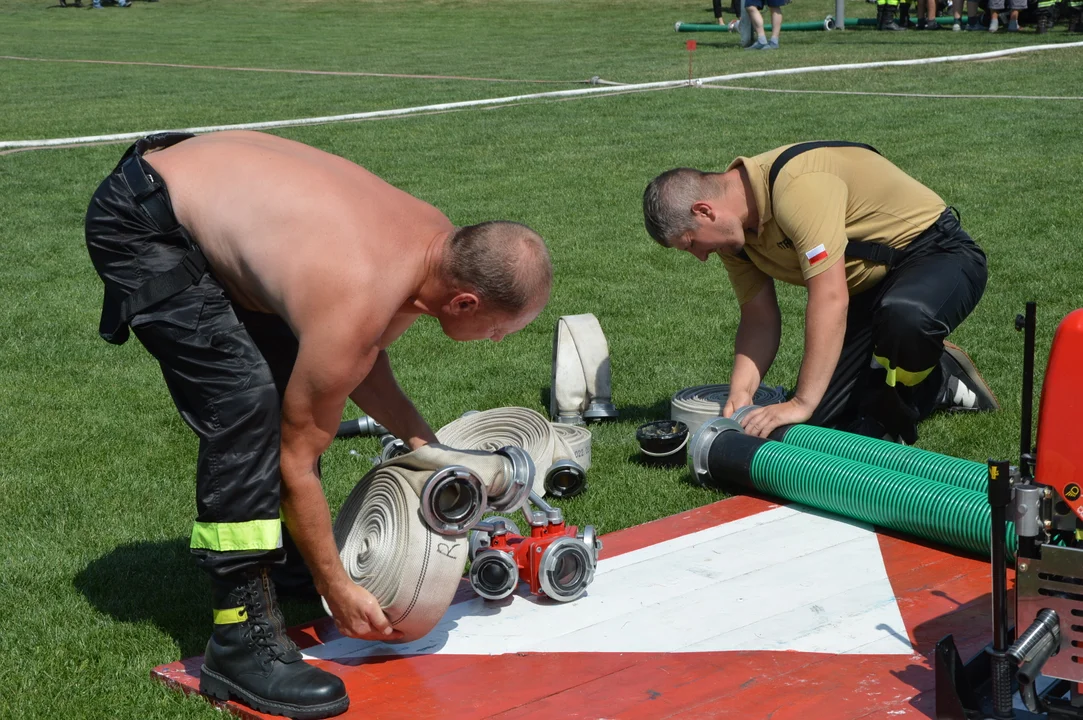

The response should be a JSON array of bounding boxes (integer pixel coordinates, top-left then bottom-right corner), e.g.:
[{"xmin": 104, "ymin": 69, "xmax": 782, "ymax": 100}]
[{"xmin": 154, "ymin": 495, "xmax": 1008, "ymax": 719}]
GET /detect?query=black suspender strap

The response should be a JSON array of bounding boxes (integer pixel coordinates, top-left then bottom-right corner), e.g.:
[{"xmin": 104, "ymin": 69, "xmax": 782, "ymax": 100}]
[
  {"xmin": 767, "ymin": 141, "xmax": 880, "ymax": 195},
  {"xmin": 118, "ymin": 245, "xmax": 207, "ymax": 322},
  {"xmin": 114, "ymin": 133, "xmax": 207, "ymax": 323},
  {"xmin": 766, "ymin": 141, "xmax": 901, "ymax": 267}
]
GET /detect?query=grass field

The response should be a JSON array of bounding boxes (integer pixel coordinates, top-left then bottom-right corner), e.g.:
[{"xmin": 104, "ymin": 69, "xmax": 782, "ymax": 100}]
[{"xmin": 2, "ymin": 0, "xmax": 1081, "ymax": 717}]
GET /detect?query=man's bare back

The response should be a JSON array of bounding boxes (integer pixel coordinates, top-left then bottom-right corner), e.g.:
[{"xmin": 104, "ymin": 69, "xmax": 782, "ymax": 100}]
[{"xmin": 145, "ymin": 130, "xmax": 452, "ymax": 340}]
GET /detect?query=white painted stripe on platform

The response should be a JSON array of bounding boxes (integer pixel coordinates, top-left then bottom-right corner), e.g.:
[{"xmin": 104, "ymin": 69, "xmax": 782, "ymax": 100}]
[
  {"xmin": 3, "ymin": 41, "xmax": 1082, "ymax": 150},
  {"xmin": 304, "ymin": 506, "xmax": 912, "ymax": 661}
]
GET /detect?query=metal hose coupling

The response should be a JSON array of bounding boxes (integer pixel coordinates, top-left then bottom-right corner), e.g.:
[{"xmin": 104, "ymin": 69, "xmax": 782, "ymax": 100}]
[
  {"xmin": 468, "ymin": 518, "xmax": 521, "ymax": 601},
  {"xmin": 490, "ymin": 445, "xmax": 535, "ymax": 512},
  {"xmin": 336, "ymin": 415, "xmax": 388, "ymax": 438},
  {"xmin": 419, "ymin": 466, "xmax": 488, "ymax": 534},
  {"xmin": 689, "ymin": 416, "xmax": 746, "ymax": 487},
  {"xmin": 544, "ymin": 458, "xmax": 587, "ymax": 499}
]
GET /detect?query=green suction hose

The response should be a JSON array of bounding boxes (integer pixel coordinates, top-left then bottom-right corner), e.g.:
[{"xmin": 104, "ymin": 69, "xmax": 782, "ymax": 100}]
[
  {"xmin": 674, "ymin": 16, "xmax": 966, "ymax": 32},
  {"xmin": 693, "ymin": 426, "xmax": 1013, "ymax": 557},
  {"xmin": 775, "ymin": 424, "xmax": 988, "ymax": 494}
]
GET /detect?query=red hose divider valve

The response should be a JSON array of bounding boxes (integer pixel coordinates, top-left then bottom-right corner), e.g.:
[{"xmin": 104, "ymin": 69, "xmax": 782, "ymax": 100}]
[
  {"xmin": 1035, "ymin": 309, "xmax": 1083, "ymax": 519},
  {"xmin": 469, "ymin": 515, "xmax": 601, "ymax": 603}
]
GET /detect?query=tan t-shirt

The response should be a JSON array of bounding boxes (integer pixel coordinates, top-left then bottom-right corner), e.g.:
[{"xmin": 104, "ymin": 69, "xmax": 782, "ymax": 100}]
[{"xmin": 721, "ymin": 144, "xmax": 946, "ymax": 305}]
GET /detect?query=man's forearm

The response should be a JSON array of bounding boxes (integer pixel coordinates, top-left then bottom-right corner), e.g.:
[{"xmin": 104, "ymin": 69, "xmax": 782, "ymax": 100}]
[
  {"xmin": 793, "ymin": 295, "xmax": 847, "ymax": 412},
  {"xmin": 730, "ymin": 307, "xmax": 781, "ymax": 400},
  {"xmin": 280, "ymin": 468, "xmax": 349, "ymax": 597},
  {"xmin": 349, "ymin": 350, "xmax": 436, "ymax": 448}
]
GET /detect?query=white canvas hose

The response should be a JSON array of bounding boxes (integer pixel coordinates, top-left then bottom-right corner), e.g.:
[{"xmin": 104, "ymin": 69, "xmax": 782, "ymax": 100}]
[
  {"xmin": 437, "ymin": 407, "xmax": 592, "ymax": 497},
  {"xmin": 671, "ymin": 384, "xmax": 789, "ymax": 436},
  {"xmin": 328, "ymin": 444, "xmax": 522, "ymax": 642},
  {"xmin": 550, "ymin": 313, "xmax": 618, "ymax": 424}
]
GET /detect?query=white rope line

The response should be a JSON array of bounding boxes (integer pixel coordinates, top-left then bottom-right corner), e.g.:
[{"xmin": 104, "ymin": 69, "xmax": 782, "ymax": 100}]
[
  {"xmin": 3, "ymin": 40, "xmax": 1080, "ymax": 151},
  {"xmin": 0, "ymin": 54, "xmax": 610, "ymax": 85},
  {"xmin": 700, "ymin": 83, "xmax": 1083, "ymax": 101}
]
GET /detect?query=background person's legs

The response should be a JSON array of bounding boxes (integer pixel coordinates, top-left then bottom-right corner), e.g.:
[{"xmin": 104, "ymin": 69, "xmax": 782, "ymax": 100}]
[
  {"xmin": 769, "ymin": 5, "xmax": 783, "ymax": 44},
  {"xmin": 744, "ymin": 0, "xmax": 771, "ymax": 48}
]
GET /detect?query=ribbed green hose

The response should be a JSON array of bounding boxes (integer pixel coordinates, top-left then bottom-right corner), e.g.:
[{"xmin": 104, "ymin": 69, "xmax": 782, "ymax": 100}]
[
  {"xmin": 780, "ymin": 424, "xmax": 989, "ymax": 494},
  {"xmin": 747, "ymin": 441, "xmax": 1013, "ymax": 556},
  {"xmin": 779, "ymin": 422, "xmax": 992, "ymax": 493}
]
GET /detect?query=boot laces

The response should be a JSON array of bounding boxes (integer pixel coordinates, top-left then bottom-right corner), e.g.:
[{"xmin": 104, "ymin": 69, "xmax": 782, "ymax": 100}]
[{"xmin": 242, "ymin": 584, "xmax": 287, "ymax": 660}]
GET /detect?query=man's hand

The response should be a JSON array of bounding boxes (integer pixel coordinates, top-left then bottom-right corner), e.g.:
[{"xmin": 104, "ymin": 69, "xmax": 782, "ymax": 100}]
[
  {"xmin": 324, "ymin": 580, "xmax": 404, "ymax": 641},
  {"xmin": 722, "ymin": 392, "xmax": 754, "ymax": 419},
  {"xmin": 737, "ymin": 397, "xmax": 814, "ymax": 438}
]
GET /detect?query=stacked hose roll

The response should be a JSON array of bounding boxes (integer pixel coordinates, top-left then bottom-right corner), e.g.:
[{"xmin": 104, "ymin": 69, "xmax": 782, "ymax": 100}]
[
  {"xmin": 550, "ymin": 313, "xmax": 618, "ymax": 424},
  {"xmin": 691, "ymin": 420, "xmax": 1014, "ymax": 557},
  {"xmin": 671, "ymin": 384, "xmax": 788, "ymax": 436},
  {"xmin": 329, "ymin": 444, "xmax": 523, "ymax": 641},
  {"xmin": 437, "ymin": 407, "xmax": 592, "ymax": 498},
  {"xmin": 772, "ymin": 424, "xmax": 988, "ymax": 493}
]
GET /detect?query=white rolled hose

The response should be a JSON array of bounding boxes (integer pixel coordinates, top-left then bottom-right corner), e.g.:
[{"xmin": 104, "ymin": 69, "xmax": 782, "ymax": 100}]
[
  {"xmin": 437, "ymin": 407, "xmax": 592, "ymax": 498},
  {"xmin": 671, "ymin": 384, "xmax": 788, "ymax": 436},
  {"xmin": 550, "ymin": 313, "xmax": 618, "ymax": 424},
  {"xmin": 328, "ymin": 443, "xmax": 528, "ymax": 642}
]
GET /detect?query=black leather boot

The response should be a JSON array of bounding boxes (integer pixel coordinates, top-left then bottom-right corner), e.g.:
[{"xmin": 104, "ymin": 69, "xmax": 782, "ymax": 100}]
[{"xmin": 199, "ymin": 567, "xmax": 348, "ymax": 719}]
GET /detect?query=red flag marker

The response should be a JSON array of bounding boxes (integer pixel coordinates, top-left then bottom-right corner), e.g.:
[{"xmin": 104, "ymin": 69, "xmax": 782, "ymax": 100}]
[
  {"xmin": 686, "ymin": 39, "xmax": 698, "ymax": 51},
  {"xmin": 686, "ymin": 39, "xmax": 697, "ymax": 82}
]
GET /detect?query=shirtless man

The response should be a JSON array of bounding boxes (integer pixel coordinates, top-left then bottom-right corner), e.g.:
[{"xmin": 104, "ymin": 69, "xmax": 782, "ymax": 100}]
[{"xmin": 84, "ymin": 130, "xmax": 552, "ymax": 719}]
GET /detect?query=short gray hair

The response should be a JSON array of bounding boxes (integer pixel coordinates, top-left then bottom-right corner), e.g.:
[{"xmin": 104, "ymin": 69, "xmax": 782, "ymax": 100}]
[
  {"xmin": 445, "ymin": 221, "xmax": 552, "ymax": 314},
  {"xmin": 642, "ymin": 168, "xmax": 717, "ymax": 246}
]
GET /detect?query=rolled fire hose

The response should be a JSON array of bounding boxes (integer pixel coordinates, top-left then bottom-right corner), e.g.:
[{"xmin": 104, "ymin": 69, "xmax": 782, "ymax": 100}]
[
  {"xmin": 671, "ymin": 384, "xmax": 788, "ymax": 437},
  {"xmin": 550, "ymin": 313, "xmax": 618, "ymax": 425},
  {"xmin": 689, "ymin": 418, "xmax": 1015, "ymax": 557},
  {"xmin": 328, "ymin": 443, "xmax": 532, "ymax": 641},
  {"xmin": 437, "ymin": 407, "xmax": 593, "ymax": 498}
]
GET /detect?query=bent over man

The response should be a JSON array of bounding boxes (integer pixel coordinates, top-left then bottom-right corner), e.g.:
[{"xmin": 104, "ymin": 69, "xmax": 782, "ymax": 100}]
[
  {"xmin": 643, "ymin": 140, "xmax": 997, "ymax": 445},
  {"xmin": 85, "ymin": 130, "xmax": 552, "ymax": 719}
]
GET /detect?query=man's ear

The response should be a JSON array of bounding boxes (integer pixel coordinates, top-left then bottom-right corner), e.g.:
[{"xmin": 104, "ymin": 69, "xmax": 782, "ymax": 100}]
[
  {"xmin": 446, "ymin": 292, "xmax": 480, "ymax": 316},
  {"xmin": 691, "ymin": 201, "xmax": 715, "ymax": 221}
]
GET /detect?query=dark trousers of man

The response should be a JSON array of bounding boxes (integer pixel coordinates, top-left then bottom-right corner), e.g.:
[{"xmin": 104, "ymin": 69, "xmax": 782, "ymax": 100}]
[
  {"xmin": 85, "ymin": 133, "xmax": 309, "ymax": 582},
  {"xmin": 807, "ymin": 209, "xmax": 988, "ymax": 444}
]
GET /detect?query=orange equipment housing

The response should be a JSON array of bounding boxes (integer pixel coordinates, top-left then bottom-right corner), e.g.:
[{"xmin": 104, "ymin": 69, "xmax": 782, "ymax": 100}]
[{"xmin": 1035, "ymin": 308, "xmax": 1083, "ymax": 521}]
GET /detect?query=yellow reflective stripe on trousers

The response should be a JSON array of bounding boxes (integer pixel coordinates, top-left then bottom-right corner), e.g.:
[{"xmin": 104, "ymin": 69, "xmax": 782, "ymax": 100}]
[
  {"xmin": 190, "ymin": 518, "xmax": 282, "ymax": 552},
  {"xmin": 873, "ymin": 354, "xmax": 935, "ymax": 388},
  {"xmin": 213, "ymin": 606, "xmax": 248, "ymax": 625}
]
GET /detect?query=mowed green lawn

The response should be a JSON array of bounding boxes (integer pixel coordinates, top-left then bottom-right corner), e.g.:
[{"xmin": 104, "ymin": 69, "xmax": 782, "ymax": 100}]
[{"xmin": 1, "ymin": 0, "xmax": 1081, "ymax": 717}]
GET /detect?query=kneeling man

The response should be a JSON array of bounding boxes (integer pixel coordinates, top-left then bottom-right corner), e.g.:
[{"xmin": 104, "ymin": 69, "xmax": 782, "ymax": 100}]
[{"xmin": 643, "ymin": 141, "xmax": 996, "ymax": 444}]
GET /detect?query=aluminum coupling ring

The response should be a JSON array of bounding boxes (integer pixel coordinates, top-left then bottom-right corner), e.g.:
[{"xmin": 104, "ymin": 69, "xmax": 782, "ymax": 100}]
[{"xmin": 419, "ymin": 465, "xmax": 488, "ymax": 535}]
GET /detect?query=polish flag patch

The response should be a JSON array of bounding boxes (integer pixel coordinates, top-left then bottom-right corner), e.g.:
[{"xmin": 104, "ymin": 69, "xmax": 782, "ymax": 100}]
[{"xmin": 805, "ymin": 244, "xmax": 829, "ymax": 266}]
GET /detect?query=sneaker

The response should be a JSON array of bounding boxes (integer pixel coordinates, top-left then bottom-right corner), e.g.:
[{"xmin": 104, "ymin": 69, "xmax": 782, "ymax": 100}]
[
  {"xmin": 926, "ymin": 19, "xmax": 943, "ymax": 28},
  {"xmin": 953, "ymin": 20, "xmax": 962, "ymax": 29},
  {"xmin": 936, "ymin": 341, "xmax": 1001, "ymax": 412},
  {"xmin": 988, "ymin": 16, "xmax": 999, "ymax": 31},
  {"xmin": 1007, "ymin": 18, "xmax": 1019, "ymax": 31},
  {"xmin": 745, "ymin": 39, "xmax": 770, "ymax": 49},
  {"xmin": 767, "ymin": 38, "xmax": 779, "ymax": 48}
]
